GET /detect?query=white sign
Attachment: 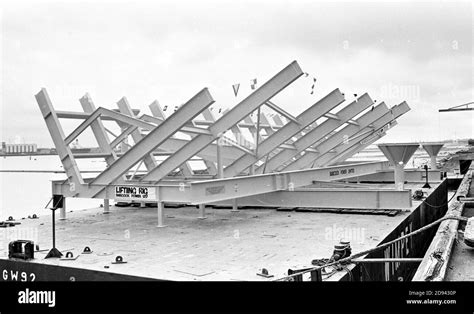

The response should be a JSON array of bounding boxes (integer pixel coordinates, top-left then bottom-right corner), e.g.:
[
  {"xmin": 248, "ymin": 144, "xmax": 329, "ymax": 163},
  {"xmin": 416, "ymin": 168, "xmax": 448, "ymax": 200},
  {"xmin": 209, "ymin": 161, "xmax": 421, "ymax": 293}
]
[{"xmin": 114, "ymin": 186, "xmax": 156, "ymax": 200}]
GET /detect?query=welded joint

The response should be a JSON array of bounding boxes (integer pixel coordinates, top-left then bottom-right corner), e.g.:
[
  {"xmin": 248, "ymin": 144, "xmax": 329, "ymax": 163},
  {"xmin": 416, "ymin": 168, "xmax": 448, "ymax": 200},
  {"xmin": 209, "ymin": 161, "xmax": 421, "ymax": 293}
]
[
  {"xmin": 265, "ymin": 100, "xmax": 300, "ymax": 124},
  {"xmin": 324, "ymin": 113, "xmax": 340, "ymax": 120}
]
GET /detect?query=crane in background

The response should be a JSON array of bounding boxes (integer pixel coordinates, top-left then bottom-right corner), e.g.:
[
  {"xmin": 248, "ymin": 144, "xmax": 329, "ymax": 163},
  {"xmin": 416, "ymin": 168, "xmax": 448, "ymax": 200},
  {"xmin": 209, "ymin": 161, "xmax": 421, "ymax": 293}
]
[
  {"xmin": 439, "ymin": 101, "xmax": 474, "ymax": 112},
  {"xmin": 438, "ymin": 101, "xmax": 474, "ymax": 146}
]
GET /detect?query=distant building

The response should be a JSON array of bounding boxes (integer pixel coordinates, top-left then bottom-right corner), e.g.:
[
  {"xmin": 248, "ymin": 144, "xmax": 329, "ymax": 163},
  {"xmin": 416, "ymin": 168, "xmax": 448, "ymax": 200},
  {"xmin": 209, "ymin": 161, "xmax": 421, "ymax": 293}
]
[{"xmin": 4, "ymin": 143, "xmax": 38, "ymax": 154}]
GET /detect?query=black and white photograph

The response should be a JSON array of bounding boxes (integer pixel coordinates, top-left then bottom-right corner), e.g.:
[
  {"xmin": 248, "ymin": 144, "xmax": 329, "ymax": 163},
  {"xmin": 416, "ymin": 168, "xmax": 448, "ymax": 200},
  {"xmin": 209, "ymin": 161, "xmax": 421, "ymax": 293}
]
[{"xmin": 0, "ymin": 0, "xmax": 472, "ymax": 312}]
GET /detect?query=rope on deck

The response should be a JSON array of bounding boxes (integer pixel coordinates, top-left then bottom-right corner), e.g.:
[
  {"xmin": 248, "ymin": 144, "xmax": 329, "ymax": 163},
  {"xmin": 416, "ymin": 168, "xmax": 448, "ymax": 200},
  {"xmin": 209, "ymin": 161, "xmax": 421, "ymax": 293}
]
[{"xmin": 273, "ymin": 215, "xmax": 468, "ymax": 281}]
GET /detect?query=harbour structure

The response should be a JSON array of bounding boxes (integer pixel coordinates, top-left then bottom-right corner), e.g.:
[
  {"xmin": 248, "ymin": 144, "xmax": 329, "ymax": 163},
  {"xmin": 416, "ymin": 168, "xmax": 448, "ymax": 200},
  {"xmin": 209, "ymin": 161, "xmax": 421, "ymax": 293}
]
[
  {"xmin": 1, "ymin": 143, "xmax": 38, "ymax": 154},
  {"xmin": 2, "ymin": 60, "xmax": 471, "ymax": 281}
]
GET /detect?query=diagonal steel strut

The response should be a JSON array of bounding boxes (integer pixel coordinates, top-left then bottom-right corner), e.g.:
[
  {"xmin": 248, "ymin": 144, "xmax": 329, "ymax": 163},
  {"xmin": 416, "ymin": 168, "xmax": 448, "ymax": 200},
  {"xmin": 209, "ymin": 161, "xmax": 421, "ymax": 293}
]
[
  {"xmin": 223, "ymin": 88, "xmax": 345, "ymax": 177},
  {"xmin": 281, "ymin": 102, "xmax": 391, "ymax": 171},
  {"xmin": 91, "ymin": 88, "xmax": 215, "ymax": 185},
  {"xmin": 256, "ymin": 93, "xmax": 374, "ymax": 173},
  {"xmin": 139, "ymin": 61, "xmax": 304, "ymax": 183},
  {"xmin": 318, "ymin": 102, "xmax": 410, "ymax": 166}
]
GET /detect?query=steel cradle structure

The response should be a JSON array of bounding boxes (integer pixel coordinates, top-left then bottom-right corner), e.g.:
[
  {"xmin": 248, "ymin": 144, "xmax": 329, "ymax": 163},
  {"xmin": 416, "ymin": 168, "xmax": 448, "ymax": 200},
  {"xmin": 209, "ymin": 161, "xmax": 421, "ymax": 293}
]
[{"xmin": 35, "ymin": 60, "xmax": 435, "ymax": 226}]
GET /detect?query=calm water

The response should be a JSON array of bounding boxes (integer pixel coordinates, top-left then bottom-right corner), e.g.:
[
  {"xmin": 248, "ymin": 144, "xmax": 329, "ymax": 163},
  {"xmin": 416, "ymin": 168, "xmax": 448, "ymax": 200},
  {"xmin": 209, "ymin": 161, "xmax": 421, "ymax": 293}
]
[
  {"xmin": 0, "ymin": 142, "xmax": 466, "ymax": 220},
  {"xmin": 0, "ymin": 156, "xmax": 103, "ymax": 220}
]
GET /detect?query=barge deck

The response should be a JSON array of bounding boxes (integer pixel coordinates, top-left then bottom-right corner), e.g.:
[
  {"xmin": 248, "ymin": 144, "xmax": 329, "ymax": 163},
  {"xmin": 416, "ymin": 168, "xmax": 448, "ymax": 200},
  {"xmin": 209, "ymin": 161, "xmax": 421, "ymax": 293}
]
[{"xmin": 0, "ymin": 182, "xmax": 444, "ymax": 281}]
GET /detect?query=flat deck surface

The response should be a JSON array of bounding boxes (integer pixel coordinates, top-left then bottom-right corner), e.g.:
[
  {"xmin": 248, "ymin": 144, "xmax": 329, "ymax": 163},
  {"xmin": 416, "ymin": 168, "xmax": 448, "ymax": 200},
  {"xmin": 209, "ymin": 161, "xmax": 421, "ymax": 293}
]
[{"xmin": 0, "ymin": 183, "xmax": 434, "ymax": 281}]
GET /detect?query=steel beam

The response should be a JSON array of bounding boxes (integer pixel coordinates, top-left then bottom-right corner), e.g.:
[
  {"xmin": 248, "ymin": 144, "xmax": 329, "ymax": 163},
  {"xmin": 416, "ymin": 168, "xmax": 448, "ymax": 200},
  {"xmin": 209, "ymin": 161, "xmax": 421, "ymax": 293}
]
[
  {"xmin": 272, "ymin": 114, "xmax": 285, "ymax": 127},
  {"xmin": 256, "ymin": 93, "xmax": 373, "ymax": 173},
  {"xmin": 221, "ymin": 109, "xmax": 255, "ymax": 149},
  {"xmin": 79, "ymin": 94, "xmax": 129, "ymax": 183},
  {"xmin": 328, "ymin": 121, "xmax": 398, "ymax": 165},
  {"xmin": 35, "ymin": 89, "xmax": 84, "ymax": 189},
  {"xmin": 79, "ymin": 94, "xmax": 118, "ymax": 165},
  {"xmin": 345, "ymin": 169, "xmax": 442, "ymax": 184},
  {"xmin": 60, "ymin": 108, "xmax": 212, "ymax": 137},
  {"xmin": 52, "ymin": 178, "xmax": 194, "ymax": 202},
  {"xmin": 110, "ymin": 125, "xmax": 139, "ymax": 149},
  {"xmin": 51, "ymin": 160, "xmax": 392, "ymax": 204},
  {"xmin": 318, "ymin": 102, "xmax": 410, "ymax": 166},
  {"xmin": 64, "ymin": 109, "xmax": 102, "ymax": 145},
  {"xmin": 255, "ymin": 107, "xmax": 262, "ymax": 154},
  {"xmin": 324, "ymin": 112, "xmax": 340, "ymax": 120},
  {"xmin": 138, "ymin": 113, "xmax": 211, "ymax": 136},
  {"xmin": 210, "ymin": 188, "xmax": 412, "ymax": 209},
  {"xmin": 223, "ymin": 88, "xmax": 345, "ymax": 177},
  {"xmin": 198, "ymin": 109, "xmax": 218, "ymax": 175},
  {"xmin": 133, "ymin": 110, "xmax": 245, "ymax": 163},
  {"xmin": 259, "ymin": 112, "xmax": 276, "ymax": 135},
  {"xmin": 189, "ymin": 161, "xmax": 390, "ymax": 203},
  {"xmin": 57, "ymin": 110, "xmax": 285, "ymax": 131},
  {"xmin": 148, "ymin": 100, "xmax": 193, "ymax": 177},
  {"xmin": 281, "ymin": 102, "xmax": 390, "ymax": 171},
  {"xmin": 265, "ymin": 100, "xmax": 299, "ymax": 124},
  {"xmin": 117, "ymin": 97, "xmax": 158, "ymax": 171},
  {"xmin": 139, "ymin": 61, "xmax": 304, "ymax": 183},
  {"xmin": 159, "ymin": 137, "xmax": 243, "ymax": 164},
  {"xmin": 143, "ymin": 108, "xmax": 254, "ymax": 156},
  {"xmin": 92, "ymin": 88, "xmax": 215, "ymax": 185},
  {"xmin": 242, "ymin": 115, "xmax": 259, "ymax": 140},
  {"xmin": 222, "ymin": 109, "xmax": 259, "ymax": 174}
]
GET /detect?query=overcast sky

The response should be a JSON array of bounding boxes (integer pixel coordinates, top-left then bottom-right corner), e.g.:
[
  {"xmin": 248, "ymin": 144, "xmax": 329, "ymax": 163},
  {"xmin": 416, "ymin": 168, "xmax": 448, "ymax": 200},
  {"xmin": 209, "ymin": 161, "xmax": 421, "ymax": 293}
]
[{"xmin": 0, "ymin": 0, "xmax": 472, "ymax": 147}]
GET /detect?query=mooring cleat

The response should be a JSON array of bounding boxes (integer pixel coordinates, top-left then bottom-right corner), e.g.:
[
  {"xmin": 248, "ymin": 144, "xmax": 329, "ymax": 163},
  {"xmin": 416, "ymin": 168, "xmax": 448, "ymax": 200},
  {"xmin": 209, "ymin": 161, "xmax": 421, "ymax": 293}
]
[
  {"xmin": 111, "ymin": 255, "xmax": 127, "ymax": 264},
  {"xmin": 60, "ymin": 251, "xmax": 79, "ymax": 260},
  {"xmin": 256, "ymin": 268, "xmax": 273, "ymax": 278}
]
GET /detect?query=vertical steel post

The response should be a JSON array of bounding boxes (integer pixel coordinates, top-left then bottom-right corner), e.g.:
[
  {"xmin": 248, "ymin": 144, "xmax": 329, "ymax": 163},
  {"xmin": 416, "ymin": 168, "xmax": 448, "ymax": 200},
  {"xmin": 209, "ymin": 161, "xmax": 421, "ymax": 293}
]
[
  {"xmin": 52, "ymin": 209, "xmax": 56, "ymax": 248},
  {"xmin": 255, "ymin": 107, "xmax": 261, "ymax": 155},
  {"xmin": 422, "ymin": 165, "xmax": 431, "ymax": 189},
  {"xmin": 394, "ymin": 163, "xmax": 405, "ymax": 191},
  {"xmin": 59, "ymin": 198, "xmax": 66, "ymax": 220},
  {"xmin": 198, "ymin": 204, "xmax": 207, "ymax": 219},
  {"xmin": 231, "ymin": 199, "xmax": 239, "ymax": 212},
  {"xmin": 249, "ymin": 164, "xmax": 255, "ymax": 175},
  {"xmin": 157, "ymin": 201, "xmax": 166, "ymax": 228},
  {"xmin": 430, "ymin": 156, "xmax": 438, "ymax": 170},
  {"xmin": 103, "ymin": 199, "xmax": 110, "ymax": 214},
  {"xmin": 216, "ymin": 135, "xmax": 224, "ymax": 179}
]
